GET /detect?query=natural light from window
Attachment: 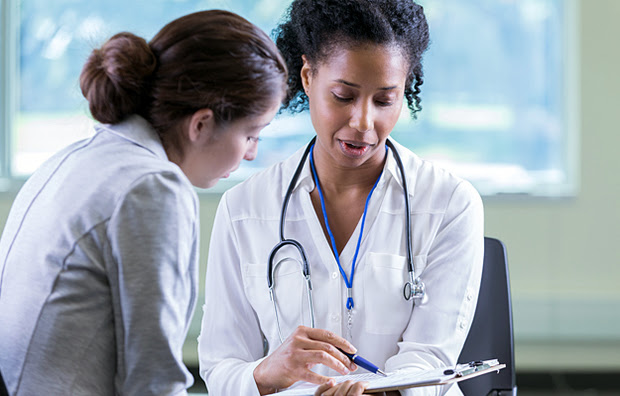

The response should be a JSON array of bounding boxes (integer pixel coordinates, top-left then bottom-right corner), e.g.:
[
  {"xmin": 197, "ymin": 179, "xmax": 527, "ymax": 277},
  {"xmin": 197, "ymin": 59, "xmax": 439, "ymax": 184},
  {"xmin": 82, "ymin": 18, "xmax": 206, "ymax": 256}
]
[{"xmin": 6, "ymin": 0, "xmax": 575, "ymax": 196}]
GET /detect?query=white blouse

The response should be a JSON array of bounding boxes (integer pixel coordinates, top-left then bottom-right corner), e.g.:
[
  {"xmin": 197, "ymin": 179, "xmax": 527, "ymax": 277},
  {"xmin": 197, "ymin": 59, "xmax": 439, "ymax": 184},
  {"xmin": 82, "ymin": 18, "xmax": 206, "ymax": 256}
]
[{"xmin": 198, "ymin": 138, "xmax": 484, "ymax": 396}]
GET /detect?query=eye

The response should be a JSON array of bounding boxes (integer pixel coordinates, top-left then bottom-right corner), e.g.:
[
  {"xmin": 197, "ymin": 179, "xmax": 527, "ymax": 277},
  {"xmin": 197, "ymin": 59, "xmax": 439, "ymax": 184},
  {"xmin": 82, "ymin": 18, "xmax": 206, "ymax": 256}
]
[
  {"xmin": 375, "ymin": 95, "xmax": 396, "ymax": 107},
  {"xmin": 331, "ymin": 92, "xmax": 353, "ymax": 103},
  {"xmin": 247, "ymin": 136, "xmax": 261, "ymax": 143},
  {"xmin": 375, "ymin": 100, "xmax": 394, "ymax": 107}
]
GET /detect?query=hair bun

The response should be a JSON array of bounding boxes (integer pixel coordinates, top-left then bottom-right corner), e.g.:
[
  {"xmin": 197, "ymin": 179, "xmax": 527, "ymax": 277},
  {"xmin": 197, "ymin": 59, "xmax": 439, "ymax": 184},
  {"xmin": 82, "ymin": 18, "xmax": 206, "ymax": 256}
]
[{"xmin": 80, "ymin": 32, "xmax": 157, "ymax": 124}]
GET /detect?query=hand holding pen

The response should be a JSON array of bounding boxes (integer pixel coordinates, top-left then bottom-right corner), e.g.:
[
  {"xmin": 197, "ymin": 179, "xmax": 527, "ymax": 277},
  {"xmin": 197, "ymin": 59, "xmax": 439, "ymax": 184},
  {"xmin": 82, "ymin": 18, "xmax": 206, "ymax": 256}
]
[{"xmin": 253, "ymin": 326, "xmax": 358, "ymax": 395}]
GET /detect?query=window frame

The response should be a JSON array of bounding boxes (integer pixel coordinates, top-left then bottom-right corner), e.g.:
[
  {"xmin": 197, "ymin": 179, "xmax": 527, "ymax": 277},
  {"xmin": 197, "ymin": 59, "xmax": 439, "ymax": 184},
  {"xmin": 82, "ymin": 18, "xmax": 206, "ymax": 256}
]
[
  {"xmin": 562, "ymin": 0, "xmax": 581, "ymax": 199},
  {"xmin": 1, "ymin": 0, "xmax": 22, "ymax": 193}
]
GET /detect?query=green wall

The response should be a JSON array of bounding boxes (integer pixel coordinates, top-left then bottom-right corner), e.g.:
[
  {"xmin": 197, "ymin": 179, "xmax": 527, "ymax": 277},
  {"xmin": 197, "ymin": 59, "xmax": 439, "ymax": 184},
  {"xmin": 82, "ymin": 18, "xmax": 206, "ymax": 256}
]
[
  {"xmin": 1, "ymin": 0, "xmax": 618, "ymax": 372},
  {"xmin": 484, "ymin": 0, "xmax": 620, "ymax": 371}
]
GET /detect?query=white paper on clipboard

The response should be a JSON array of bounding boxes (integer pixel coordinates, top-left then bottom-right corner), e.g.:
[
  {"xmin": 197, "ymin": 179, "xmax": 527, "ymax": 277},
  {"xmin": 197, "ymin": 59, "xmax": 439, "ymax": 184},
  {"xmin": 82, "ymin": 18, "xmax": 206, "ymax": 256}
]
[{"xmin": 270, "ymin": 359, "xmax": 505, "ymax": 395}]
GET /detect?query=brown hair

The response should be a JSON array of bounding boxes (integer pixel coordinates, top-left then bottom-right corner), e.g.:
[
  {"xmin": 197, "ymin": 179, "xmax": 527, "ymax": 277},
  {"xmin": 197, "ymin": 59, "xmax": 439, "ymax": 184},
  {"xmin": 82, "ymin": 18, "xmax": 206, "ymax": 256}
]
[{"xmin": 80, "ymin": 10, "xmax": 288, "ymax": 153}]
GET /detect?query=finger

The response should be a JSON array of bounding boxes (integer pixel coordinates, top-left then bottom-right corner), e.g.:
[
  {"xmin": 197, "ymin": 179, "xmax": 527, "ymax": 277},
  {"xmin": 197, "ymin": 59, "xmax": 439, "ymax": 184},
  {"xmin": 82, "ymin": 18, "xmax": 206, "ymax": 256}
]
[
  {"xmin": 315, "ymin": 381, "xmax": 348, "ymax": 396},
  {"xmin": 332, "ymin": 380, "xmax": 368, "ymax": 396},
  {"xmin": 304, "ymin": 327, "xmax": 357, "ymax": 354},
  {"xmin": 292, "ymin": 326, "xmax": 356, "ymax": 358},
  {"xmin": 299, "ymin": 349, "xmax": 352, "ymax": 376},
  {"xmin": 348, "ymin": 381, "xmax": 370, "ymax": 395},
  {"xmin": 298, "ymin": 367, "xmax": 337, "ymax": 386},
  {"xmin": 334, "ymin": 380, "xmax": 355, "ymax": 396},
  {"xmin": 314, "ymin": 379, "xmax": 336, "ymax": 396},
  {"xmin": 316, "ymin": 380, "xmax": 369, "ymax": 396},
  {"xmin": 300, "ymin": 337, "xmax": 358, "ymax": 372}
]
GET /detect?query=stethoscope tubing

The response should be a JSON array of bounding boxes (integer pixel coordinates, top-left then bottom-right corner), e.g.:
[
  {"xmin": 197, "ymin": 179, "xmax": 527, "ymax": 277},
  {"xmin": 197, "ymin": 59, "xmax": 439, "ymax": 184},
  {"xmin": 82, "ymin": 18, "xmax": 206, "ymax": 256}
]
[
  {"xmin": 385, "ymin": 139, "xmax": 414, "ymax": 277},
  {"xmin": 267, "ymin": 137, "xmax": 424, "ymax": 342},
  {"xmin": 278, "ymin": 137, "xmax": 316, "ymax": 243}
]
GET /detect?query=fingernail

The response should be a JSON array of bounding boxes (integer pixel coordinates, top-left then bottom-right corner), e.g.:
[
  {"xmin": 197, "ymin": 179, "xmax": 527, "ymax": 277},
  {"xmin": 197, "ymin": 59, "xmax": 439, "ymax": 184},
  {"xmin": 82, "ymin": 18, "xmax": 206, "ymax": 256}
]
[
  {"xmin": 343, "ymin": 367, "xmax": 350, "ymax": 375},
  {"xmin": 349, "ymin": 362, "xmax": 357, "ymax": 371}
]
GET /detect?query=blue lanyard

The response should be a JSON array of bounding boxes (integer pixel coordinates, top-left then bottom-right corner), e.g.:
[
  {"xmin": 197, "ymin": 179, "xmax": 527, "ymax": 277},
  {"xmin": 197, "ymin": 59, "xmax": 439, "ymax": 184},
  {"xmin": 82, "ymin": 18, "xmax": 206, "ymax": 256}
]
[{"xmin": 309, "ymin": 144, "xmax": 382, "ymax": 310}]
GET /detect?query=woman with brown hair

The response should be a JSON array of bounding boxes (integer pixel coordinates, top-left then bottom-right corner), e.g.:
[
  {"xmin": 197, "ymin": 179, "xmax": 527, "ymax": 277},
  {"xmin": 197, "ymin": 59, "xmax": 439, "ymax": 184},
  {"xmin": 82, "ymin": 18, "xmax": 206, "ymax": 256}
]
[{"xmin": 0, "ymin": 10, "xmax": 287, "ymax": 396}]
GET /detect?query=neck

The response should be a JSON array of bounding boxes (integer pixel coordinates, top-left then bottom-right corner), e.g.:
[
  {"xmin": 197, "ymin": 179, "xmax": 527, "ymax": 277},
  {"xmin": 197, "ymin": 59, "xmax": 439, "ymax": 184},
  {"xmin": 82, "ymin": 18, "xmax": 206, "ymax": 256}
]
[{"xmin": 311, "ymin": 142, "xmax": 385, "ymax": 196}]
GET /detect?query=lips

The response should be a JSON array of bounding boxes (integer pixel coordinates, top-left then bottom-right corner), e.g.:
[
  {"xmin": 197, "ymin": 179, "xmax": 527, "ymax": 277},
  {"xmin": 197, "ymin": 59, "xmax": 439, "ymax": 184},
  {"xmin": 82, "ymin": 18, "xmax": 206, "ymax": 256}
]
[{"xmin": 339, "ymin": 139, "xmax": 373, "ymax": 158}]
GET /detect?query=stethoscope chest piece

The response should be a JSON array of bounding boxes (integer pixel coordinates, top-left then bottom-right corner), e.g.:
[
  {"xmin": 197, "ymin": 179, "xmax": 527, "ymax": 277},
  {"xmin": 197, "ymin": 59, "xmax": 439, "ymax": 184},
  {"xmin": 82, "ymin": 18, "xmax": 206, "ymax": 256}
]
[{"xmin": 403, "ymin": 277, "xmax": 426, "ymax": 301}]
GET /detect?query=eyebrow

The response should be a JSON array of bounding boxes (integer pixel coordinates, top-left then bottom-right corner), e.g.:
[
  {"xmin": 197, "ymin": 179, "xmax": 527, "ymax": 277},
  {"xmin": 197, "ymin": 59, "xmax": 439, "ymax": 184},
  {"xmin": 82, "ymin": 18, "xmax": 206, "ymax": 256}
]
[{"xmin": 334, "ymin": 79, "xmax": 398, "ymax": 91}]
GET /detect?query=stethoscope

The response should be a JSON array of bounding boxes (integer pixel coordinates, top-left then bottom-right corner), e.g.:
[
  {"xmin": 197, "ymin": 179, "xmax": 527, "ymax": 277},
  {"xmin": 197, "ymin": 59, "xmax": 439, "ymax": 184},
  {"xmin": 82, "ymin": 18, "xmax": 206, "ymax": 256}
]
[{"xmin": 267, "ymin": 137, "xmax": 425, "ymax": 343}]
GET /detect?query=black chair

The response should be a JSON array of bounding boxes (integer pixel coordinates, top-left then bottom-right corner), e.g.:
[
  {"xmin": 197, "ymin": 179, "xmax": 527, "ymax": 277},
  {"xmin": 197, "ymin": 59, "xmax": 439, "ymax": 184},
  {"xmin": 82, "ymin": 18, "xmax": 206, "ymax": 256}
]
[
  {"xmin": 0, "ymin": 369, "xmax": 8, "ymax": 396},
  {"xmin": 458, "ymin": 237, "xmax": 517, "ymax": 396}
]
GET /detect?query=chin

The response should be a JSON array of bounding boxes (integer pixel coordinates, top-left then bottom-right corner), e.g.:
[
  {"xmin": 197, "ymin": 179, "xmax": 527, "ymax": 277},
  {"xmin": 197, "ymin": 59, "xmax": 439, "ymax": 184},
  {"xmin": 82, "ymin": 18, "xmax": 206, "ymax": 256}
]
[
  {"xmin": 191, "ymin": 178, "xmax": 217, "ymax": 189},
  {"xmin": 203, "ymin": 179, "xmax": 218, "ymax": 189}
]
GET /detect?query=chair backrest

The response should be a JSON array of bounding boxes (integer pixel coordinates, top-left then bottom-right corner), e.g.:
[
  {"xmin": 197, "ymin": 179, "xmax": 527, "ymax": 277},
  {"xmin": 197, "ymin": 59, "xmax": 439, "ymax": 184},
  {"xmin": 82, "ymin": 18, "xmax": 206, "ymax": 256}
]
[
  {"xmin": 0, "ymin": 369, "xmax": 8, "ymax": 396},
  {"xmin": 458, "ymin": 237, "xmax": 517, "ymax": 396}
]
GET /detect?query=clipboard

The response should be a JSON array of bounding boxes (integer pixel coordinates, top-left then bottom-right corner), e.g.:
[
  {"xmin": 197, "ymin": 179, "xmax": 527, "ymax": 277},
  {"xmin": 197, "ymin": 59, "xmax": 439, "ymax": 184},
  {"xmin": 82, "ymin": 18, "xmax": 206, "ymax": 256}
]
[{"xmin": 271, "ymin": 359, "xmax": 505, "ymax": 395}]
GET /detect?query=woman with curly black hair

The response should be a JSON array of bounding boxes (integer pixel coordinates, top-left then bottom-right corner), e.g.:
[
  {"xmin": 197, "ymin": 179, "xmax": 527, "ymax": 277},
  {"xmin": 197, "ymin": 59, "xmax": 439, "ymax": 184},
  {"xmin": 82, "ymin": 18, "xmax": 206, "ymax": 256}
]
[{"xmin": 198, "ymin": 1, "xmax": 484, "ymax": 395}]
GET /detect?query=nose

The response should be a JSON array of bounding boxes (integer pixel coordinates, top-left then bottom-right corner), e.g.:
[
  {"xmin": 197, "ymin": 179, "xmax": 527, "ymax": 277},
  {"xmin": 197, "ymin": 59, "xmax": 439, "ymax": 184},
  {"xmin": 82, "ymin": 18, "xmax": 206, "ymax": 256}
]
[
  {"xmin": 244, "ymin": 141, "xmax": 258, "ymax": 161},
  {"xmin": 349, "ymin": 100, "xmax": 374, "ymax": 133}
]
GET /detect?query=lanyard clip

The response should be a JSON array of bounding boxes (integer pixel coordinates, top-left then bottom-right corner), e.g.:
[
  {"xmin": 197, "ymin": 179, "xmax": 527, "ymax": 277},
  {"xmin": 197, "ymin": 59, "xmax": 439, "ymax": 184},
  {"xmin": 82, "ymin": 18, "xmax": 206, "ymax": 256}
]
[{"xmin": 346, "ymin": 288, "xmax": 354, "ymax": 310}]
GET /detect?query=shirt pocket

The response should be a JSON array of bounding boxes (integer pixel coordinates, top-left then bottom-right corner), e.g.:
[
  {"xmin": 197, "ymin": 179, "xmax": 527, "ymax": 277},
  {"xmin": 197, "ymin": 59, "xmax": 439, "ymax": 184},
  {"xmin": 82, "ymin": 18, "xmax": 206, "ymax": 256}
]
[
  {"xmin": 242, "ymin": 259, "xmax": 309, "ymax": 341},
  {"xmin": 362, "ymin": 252, "xmax": 416, "ymax": 335}
]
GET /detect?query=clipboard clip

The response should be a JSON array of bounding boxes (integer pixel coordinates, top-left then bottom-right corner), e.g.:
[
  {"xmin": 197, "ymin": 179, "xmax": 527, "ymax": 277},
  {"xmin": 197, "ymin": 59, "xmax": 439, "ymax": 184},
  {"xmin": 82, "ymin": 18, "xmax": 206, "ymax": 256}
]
[{"xmin": 453, "ymin": 359, "xmax": 500, "ymax": 377}]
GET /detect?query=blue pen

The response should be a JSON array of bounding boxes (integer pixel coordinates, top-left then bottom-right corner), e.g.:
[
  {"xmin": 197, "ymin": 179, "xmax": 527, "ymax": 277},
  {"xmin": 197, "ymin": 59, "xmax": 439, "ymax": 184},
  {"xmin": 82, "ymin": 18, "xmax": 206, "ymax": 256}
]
[{"xmin": 338, "ymin": 348, "xmax": 388, "ymax": 377}]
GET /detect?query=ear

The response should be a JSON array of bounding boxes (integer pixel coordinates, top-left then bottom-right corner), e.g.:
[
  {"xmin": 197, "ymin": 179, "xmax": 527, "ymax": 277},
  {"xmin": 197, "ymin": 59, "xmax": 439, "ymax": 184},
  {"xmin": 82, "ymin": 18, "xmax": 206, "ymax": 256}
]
[
  {"xmin": 188, "ymin": 108, "xmax": 215, "ymax": 143},
  {"xmin": 300, "ymin": 55, "xmax": 312, "ymax": 96}
]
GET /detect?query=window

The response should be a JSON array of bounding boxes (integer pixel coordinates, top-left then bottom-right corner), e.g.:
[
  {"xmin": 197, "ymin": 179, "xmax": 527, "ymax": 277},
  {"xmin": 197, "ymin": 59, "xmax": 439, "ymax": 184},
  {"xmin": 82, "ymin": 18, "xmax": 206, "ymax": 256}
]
[{"xmin": 1, "ymin": 0, "xmax": 577, "ymax": 196}]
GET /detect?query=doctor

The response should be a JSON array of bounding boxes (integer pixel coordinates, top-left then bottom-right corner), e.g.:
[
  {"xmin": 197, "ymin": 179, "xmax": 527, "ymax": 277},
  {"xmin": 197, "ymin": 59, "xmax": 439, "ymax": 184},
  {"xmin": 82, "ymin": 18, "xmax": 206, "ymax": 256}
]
[
  {"xmin": 0, "ymin": 10, "xmax": 287, "ymax": 396},
  {"xmin": 198, "ymin": 1, "xmax": 483, "ymax": 395}
]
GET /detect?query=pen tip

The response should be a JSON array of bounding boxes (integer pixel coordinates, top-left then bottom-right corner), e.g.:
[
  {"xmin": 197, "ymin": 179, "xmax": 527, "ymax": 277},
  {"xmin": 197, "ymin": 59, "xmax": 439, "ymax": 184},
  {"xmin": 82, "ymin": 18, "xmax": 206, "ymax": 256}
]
[{"xmin": 377, "ymin": 369, "xmax": 388, "ymax": 377}]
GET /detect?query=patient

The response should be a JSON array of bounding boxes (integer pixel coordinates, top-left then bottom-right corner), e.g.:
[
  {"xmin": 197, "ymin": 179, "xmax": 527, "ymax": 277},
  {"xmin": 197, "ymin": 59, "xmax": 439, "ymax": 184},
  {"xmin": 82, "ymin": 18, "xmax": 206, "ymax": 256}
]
[{"xmin": 0, "ymin": 10, "xmax": 286, "ymax": 395}]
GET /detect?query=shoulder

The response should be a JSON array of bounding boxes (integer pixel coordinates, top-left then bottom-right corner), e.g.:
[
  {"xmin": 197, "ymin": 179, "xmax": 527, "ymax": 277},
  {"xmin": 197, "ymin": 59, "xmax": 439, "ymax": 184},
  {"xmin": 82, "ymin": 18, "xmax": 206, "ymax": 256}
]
[
  {"xmin": 93, "ymin": 119, "xmax": 198, "ymax": 212},
  {"xmin": 390, "ymin": 139, "xmax": 482, "ymax": 213},
  {"xmin": 90, "ymin": 124, "xmax": 199, "ymax": 221}
]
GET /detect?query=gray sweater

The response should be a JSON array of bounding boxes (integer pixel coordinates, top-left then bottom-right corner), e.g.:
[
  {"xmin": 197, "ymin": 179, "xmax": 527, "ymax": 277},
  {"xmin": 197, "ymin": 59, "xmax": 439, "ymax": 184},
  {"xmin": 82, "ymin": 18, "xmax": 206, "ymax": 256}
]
[{"xmin": 0, "ymin": 115, "xmax": 199, "ymax": 395}]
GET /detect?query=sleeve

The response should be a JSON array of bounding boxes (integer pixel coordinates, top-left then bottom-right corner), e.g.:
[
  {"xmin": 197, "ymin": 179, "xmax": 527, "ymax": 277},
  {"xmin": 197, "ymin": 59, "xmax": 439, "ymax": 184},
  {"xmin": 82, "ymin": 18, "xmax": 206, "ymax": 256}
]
[
  {"xmin": 386, "ymin": 181, "xmax": 484, "ymax": 396},
  {"xmin": 106, "ymin": 171, "xmax": 199, "ymax": 396},
  {"xmin": 197, "ymin": 192, "xmax": 266, "ymax": 396}
]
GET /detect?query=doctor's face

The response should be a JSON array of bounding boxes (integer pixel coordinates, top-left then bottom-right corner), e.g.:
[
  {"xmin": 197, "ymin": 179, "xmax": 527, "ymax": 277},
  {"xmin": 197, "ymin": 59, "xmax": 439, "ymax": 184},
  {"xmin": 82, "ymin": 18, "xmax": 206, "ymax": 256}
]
[{"xmin": 301, "ymin": 43, "xmax": 409, "ymax": 169}]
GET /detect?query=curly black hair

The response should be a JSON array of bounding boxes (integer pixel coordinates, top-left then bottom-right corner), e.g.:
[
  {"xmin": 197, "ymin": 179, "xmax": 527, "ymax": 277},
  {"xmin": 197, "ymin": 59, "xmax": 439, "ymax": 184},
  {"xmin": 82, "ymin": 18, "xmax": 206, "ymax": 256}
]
[{"xmin": 273, "ymin": 0, "xmax": 430, "ymax": 118}]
